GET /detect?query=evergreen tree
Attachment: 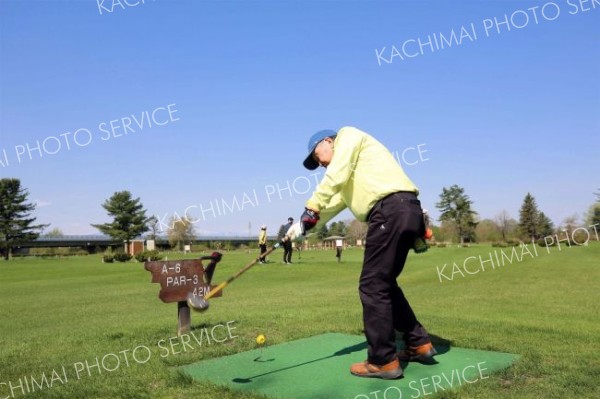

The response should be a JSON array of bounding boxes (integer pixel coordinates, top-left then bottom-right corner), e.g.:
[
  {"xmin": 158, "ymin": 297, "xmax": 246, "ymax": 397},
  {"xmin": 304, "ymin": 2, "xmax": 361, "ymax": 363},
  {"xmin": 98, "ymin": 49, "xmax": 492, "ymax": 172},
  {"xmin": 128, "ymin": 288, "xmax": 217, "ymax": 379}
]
[
  {"xmin": 329, "ymin": 221, "xmax": 347, "ymax": 237},
  {"xmin": 91, "ymin": 191, "xmax": 149, "ymax": 253},
  {"xmin": 316, "ymin": 224, "xmax": 329, "ymax": 240},
  {"xmin": 436, "ymin": 185, "xmax": 478, "ymax": 244},
  {"xmin": 586, "ymin": 190, "xmax": 600, "ymax": 229},
  {"xmin": 0, "ymin": 178, "xmax": 49, "ymax": 260},
  {"xmin": 518, "ymin": 193, "xmax": 540, "ymax": 240},
  {"xmin": 537, "ymin": 212, "xmax": 555, "ymax": 238},
  {"xmin": 587, "ymin": 205, "xmax": 600, "ymax": 229}
]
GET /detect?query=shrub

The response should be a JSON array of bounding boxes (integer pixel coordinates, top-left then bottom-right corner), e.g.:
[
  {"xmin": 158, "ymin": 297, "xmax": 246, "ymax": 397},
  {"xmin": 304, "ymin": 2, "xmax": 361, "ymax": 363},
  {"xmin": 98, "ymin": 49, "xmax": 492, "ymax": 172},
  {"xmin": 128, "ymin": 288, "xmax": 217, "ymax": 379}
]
[
  {"xmin": 134, "ymin": 250, "xmax": 163, "ymax": 262},
  {"xmin": 29, "ymin": 247, "xmax": 90, "ymax": 257},
  {"xmin": 113, "ymin": 253, "xmax": 133, "ymax": 262},
  {"xmin": 436, "ymin": 243, "xmax": 448, "ymax": 248},
  {"xmin": 572, "ymin": 231, "xmax": 590, "ymax": 246},
  {"xmin": 103, "ymin": 255, "xmax": 114, "ymax": 263},
  {"xmin": 191, "ymin": 244, "xmax": 209, "ymax": 252},
  {"xmin": 537, "ymin": 236, "xmax": 579, "ymax": 247},
  {"xmin": 493, "ymin": 240, "xmax": 520, "ymax": 248}
]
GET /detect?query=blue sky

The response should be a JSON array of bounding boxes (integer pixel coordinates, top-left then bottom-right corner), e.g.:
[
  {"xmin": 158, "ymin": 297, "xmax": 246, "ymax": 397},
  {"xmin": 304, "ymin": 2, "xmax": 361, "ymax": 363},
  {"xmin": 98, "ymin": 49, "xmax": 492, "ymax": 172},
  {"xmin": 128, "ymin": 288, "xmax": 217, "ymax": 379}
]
[{"xmin": 1, "ymin": 0, "xmax": 598, "ymax": 235}]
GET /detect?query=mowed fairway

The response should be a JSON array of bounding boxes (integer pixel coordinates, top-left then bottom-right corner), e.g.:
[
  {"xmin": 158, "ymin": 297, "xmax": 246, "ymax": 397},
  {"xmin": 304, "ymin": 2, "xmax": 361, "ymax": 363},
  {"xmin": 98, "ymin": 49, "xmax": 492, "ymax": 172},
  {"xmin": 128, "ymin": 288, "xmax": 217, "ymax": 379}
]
[{"xmin": 1, "ymin": 243, "xmax": 598, "ymax": 399}]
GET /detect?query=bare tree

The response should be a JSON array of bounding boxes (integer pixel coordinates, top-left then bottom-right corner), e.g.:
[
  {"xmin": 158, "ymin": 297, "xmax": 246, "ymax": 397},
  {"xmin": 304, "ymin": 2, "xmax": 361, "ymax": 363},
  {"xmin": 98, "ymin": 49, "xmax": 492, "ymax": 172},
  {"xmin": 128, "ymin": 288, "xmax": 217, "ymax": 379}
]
[
  {"xmin": 475, "ymin": 219, "xmax": 501, "ymax": 242},
  {"xmin": 43, "ymin": 228, "xmax": 64, "ymax": 238},
  {"xmin": 346, "ymin": 219, "xmax": 368, "ymax": 244},
  {"xmin": 146, "ymin": 216, "xmax": 160, "ymax": 240},
  {"xmin": 560, "ymin": 214, "xmax": 579, "ymax": 237},
  {"xmin": 167, "ymin": 216, "xmax": 196, "ymax": 251},
  {"xmin": 495, "ymin": 210, "xmax": 514, "ymax": 241}
]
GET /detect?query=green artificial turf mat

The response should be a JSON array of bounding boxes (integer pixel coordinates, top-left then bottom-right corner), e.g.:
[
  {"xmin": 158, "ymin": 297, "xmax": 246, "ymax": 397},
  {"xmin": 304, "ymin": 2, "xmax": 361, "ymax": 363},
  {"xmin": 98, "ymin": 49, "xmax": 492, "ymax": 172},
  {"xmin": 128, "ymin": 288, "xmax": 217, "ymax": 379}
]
[{"xmin": 182, "ymin": 333, "xmax": 519, "ymax": 399}]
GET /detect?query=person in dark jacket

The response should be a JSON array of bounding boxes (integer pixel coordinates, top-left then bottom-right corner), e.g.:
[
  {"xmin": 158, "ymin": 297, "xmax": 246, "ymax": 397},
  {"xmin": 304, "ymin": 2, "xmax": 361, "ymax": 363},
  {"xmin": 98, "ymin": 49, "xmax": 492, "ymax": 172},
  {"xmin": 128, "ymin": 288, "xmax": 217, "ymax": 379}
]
[{"xmin": 277, "ymin": 217, "xmax": 294, "ymax": 264}]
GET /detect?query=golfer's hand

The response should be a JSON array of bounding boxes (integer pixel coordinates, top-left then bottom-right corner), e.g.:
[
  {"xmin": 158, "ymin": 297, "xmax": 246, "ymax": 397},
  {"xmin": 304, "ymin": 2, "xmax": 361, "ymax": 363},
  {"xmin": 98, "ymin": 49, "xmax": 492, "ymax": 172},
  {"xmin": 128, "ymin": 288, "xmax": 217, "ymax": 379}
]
[
  {"xmin": 300, "ymin": 208, "xmax": 320, "ymax": 235},
  {"xmin": 285, "ymin": 223, "xmax": 303, "ymax": 241}
]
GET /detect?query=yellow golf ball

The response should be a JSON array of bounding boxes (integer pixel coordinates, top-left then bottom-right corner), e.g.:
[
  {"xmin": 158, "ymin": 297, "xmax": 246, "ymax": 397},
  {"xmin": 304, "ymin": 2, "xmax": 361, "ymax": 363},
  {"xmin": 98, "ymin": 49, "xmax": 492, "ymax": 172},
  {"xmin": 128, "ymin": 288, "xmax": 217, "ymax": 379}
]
[{"xmin": 256, "ymin": 334, "xmax": 266, "ymax": 345}]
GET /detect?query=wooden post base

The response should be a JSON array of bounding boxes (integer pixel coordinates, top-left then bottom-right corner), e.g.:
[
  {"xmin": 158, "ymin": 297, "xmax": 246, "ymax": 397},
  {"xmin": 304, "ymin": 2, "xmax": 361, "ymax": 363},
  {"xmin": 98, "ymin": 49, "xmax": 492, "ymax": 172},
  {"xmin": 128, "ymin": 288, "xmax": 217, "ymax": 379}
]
[{"xmin": 177, "ymin": 301, "xmax": 191, "ymax": 335}]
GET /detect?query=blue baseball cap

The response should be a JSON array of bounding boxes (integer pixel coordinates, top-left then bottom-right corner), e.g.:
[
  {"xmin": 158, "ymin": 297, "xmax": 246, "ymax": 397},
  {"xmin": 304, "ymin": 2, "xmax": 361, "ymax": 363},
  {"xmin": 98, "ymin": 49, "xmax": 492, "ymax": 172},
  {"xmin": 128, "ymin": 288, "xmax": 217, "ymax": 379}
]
[{"xmin": 303, "ymin": 129, "xmax": 337, "ymax": 170}]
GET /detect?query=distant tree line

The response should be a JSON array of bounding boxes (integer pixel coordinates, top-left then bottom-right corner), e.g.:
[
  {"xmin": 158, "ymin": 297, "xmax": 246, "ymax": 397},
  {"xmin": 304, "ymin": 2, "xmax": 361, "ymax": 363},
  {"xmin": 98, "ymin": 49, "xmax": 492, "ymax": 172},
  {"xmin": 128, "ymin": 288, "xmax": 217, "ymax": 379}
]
[
  {"xmin": 430, "ymin": 185, "xmax": 599, "ymax": 244},
  {"xmin": 319, "ymin": 185, "xmax": 599, "ymax": 245},
  {"xmin": 1, "ymin": 177, "xmax": 599, "ymax": 260}
]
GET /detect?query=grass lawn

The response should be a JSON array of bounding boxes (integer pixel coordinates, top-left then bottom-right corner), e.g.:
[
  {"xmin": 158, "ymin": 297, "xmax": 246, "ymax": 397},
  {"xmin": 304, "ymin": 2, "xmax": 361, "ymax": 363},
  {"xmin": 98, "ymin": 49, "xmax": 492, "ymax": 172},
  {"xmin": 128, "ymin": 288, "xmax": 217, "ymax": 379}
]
[{"xmin": 0, "ymin": 242, "xmax": 598, "ymax": 398}]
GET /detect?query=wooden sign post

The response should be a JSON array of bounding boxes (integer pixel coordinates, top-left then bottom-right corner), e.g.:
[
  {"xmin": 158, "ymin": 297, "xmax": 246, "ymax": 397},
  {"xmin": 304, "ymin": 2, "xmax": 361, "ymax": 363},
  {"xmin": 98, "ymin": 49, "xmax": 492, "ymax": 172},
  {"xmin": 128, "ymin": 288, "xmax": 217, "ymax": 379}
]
[{"xmin": 144, "ymin": 254, "xmax": 223, "ymax": 335}]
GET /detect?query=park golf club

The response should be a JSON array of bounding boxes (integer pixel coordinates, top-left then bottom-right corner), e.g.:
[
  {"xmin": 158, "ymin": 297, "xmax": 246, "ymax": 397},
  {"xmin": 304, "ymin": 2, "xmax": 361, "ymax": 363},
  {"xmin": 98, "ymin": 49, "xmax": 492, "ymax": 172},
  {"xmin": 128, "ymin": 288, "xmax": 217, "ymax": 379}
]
[{"xmin": 188, "ymin": 222, "xmax": 303, "ymax": 312}]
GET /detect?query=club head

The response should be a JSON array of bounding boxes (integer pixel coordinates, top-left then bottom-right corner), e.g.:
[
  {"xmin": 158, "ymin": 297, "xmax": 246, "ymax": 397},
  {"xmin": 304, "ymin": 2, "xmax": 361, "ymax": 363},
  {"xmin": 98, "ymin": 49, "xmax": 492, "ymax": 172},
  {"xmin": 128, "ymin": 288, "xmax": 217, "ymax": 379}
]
[{"xmin": 187, "ymin": 292, "xmax": 210, "ymax": 312}]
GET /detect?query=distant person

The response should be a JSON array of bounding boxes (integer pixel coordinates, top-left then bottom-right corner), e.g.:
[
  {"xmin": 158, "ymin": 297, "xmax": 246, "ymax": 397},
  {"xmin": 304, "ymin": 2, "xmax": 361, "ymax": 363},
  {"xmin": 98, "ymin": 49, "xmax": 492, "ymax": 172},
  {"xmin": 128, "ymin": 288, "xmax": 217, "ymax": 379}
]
[
  {"xmin": 335, "ymin": 239, "xmax": 343, "ymax": 263},
  {"xmin": 258, "ymin": 225, "xmax": 268, "ymax": 263},
  {"xmin": 278, "ymin": 217, "xmax": 294, "ymax": 264},
  {"xmin": 297, "ymin": 127, "xmax": 435, "ymax": 379}
]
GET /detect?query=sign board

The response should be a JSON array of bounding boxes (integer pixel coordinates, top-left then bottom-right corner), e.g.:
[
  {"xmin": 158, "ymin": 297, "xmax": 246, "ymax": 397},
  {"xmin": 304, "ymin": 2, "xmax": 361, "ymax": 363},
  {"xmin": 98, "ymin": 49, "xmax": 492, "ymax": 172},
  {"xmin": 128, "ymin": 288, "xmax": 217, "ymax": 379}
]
[{"xmin": 144, "ymin": 259, "xmax": 222, "ymax": 303}]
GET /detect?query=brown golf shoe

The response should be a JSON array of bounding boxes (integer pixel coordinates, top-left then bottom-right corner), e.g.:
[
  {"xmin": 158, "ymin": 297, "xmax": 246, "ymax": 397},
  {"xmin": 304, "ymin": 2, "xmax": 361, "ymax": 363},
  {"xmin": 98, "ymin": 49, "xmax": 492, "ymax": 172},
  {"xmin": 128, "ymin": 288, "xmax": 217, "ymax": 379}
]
[
  {"xmin": 350, "ymin": 358, "xmax": 403, "ymax": 379},
  {"xmin": 398, "ymin": 342, "xmax": 437, "ymax": 363}
]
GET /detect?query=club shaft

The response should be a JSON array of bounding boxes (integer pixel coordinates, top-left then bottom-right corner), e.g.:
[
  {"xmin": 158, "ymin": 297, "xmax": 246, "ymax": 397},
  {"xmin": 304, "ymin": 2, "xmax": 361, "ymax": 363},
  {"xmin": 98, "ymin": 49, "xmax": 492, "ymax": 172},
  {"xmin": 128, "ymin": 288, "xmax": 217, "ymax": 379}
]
[{"xmin": 203, "ymin": 244, "xmax": 280, "ymax": 300}]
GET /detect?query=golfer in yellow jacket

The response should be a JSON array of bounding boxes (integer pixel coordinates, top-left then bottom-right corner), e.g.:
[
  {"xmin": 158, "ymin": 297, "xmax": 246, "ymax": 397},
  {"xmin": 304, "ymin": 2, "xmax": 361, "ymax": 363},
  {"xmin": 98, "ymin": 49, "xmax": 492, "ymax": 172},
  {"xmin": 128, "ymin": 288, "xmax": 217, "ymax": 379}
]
[
  {"xmin": 299, "ymin": 127, "xmax": 436, "ymax": 379},
  {"xmin": 258, "ymin": 225, "xmax": 268, "ymax": 263}
]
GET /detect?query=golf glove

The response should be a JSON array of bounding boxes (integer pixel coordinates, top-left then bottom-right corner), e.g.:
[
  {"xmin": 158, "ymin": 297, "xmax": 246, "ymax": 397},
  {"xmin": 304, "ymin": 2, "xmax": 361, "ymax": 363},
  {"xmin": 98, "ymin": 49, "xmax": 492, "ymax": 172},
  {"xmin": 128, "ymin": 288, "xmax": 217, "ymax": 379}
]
[
  {"xmin": 300, "ymin": 208, "xmax": 320, "ymax": 235},
  {"xmin": 285, "ymin": 223, "xmax": 303, "ymax": 241}
]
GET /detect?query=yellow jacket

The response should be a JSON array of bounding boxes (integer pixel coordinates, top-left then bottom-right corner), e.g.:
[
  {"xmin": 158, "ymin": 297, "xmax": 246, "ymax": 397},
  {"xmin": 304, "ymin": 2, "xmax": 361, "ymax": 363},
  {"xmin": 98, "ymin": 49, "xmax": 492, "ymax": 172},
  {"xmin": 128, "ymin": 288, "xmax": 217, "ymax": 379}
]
[
  {"xmin": 258, "ymin": 230, "xmax": 267, "ymax": 245},
  {"xmin": 306, "ymin": 126, "xmax": 418, "ymax": 225}
]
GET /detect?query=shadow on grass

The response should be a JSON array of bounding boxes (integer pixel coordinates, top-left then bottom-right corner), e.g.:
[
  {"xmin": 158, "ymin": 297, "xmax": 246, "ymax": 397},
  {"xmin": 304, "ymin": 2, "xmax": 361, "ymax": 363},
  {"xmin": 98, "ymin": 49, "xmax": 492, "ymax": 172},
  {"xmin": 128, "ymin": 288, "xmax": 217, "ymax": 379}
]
[
  {"xmin": 232, "ymin": 341, "xmax": 368, "ymax": 383},
  {"xmin": 399, "ymin": 334, "xmax": 452, "ymax": 370},
  {"xmin": 231, "ymin": 334, "xmax": 453, "ymax": 383},
  {"xmin": 189, "ymin": 320, "xmax": 231, "ymax": 331}
]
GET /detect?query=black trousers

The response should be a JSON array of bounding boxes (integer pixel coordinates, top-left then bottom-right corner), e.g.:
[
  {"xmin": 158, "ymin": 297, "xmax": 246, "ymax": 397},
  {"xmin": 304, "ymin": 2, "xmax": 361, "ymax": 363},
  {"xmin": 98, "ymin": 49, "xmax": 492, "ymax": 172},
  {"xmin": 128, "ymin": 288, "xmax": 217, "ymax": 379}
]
[
  {"xmin": 259, "ymin": 244, "xmax": 267, "ymax": 262},
  {"xmin": 360, "ymin": 192, "xmax": 431, "ymax": 365},
  {"xmin": 283, "ymin": 241, "xmax": 293, "ymax": 263}
]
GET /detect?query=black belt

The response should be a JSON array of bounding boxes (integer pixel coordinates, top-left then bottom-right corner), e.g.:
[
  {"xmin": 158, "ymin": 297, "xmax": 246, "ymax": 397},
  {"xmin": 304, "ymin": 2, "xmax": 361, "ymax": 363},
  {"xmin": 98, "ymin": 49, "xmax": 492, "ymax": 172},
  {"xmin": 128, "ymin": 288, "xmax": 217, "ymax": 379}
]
[{"xmin": 367, "ymin": 191, "xmax": 420, "ymax": 221}]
